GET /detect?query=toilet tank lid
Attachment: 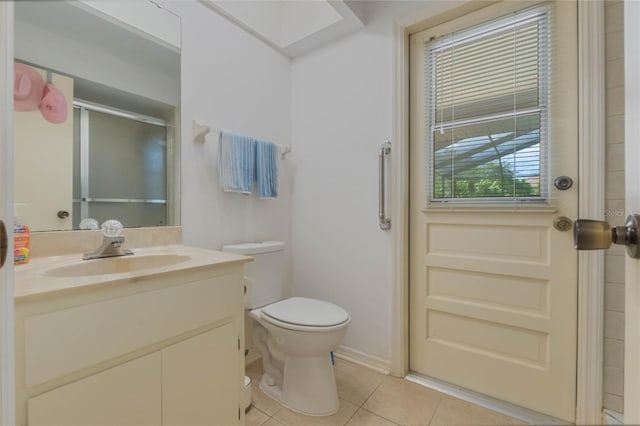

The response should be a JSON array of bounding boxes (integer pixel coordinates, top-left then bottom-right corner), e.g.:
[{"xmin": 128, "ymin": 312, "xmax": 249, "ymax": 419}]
[{"xmin": 222, "ymin": 241, "xmax": 285, "ymax": 255}]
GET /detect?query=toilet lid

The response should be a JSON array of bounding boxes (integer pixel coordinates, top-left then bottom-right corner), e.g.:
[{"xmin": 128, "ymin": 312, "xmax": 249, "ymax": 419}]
[{"xmin": 261, "ymin": 297, "xmax": 349, "ymax": 327}]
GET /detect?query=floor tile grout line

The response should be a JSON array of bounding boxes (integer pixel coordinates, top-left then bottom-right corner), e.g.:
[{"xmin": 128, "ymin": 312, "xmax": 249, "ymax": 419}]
[
  {"xmin": 343, "ymin": 406, "xmax": 359, "ymax": 425},
  {"xmin": 426, "ymin": 396, "xmax": 444, "ymax": 426},
  {"xmin": 359, "ymin": 406, "xmax": 403, "ymax": 426},
  {"xmin": 358, "ymin": 374, "xmax": 388, "ymax": 409}
]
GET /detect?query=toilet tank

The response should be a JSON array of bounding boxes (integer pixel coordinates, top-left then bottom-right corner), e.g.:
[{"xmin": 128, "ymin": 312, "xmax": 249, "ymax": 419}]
[{"xmin": 222, "ymin": 241, "xmax": 285, "ymax": 309}]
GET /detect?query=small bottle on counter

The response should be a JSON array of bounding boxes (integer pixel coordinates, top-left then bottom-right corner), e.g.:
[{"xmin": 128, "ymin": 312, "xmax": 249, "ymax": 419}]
[{"xmin": 14, "ymin": 203, "xmax": 30, "ymax": 265}]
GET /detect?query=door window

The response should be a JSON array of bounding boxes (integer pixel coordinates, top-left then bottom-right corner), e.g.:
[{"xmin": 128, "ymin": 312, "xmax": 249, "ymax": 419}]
[{"xmin": 426, "ymin": 7, "xmax": 550, "ymax": 203}]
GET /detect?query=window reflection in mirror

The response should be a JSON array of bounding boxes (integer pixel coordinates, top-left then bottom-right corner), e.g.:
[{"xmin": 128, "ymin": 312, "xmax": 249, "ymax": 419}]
[{"xmin": 14, "ymin": 0, "xmax": 180, "ymax": 232}]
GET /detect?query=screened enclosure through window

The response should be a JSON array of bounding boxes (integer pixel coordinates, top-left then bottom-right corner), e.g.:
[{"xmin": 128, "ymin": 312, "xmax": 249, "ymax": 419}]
[{"xmin": 426, "ymin": 7, "xmax": 550, "ymax": 203}]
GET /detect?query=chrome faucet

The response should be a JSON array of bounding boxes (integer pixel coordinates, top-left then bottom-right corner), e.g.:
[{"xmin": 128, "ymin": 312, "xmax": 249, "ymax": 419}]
[{"xmin": 83, "ymin": 219, "xmax": 134, "ymax": 260}]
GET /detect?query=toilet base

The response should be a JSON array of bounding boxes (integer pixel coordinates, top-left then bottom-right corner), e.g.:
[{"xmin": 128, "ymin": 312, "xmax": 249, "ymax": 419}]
[
  {"xmin": 258, "ymin": 354, "xmax": 339, "ymax": 416},
  {"xmin": 244, "ymin": 375, "xmax": 252, "ymax": 412}
]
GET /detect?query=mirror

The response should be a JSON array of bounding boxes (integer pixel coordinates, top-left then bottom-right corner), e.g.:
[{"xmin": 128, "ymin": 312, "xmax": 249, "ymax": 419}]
[{"xmin": 14, "ymin": 0, "xmax": 181, "ymax": 232}]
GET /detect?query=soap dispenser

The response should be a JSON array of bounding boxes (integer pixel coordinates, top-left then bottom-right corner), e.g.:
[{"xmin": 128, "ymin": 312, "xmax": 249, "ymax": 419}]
[{"xmin": 13, "ymin": 203, "xmax": 30, "ymax": 265}]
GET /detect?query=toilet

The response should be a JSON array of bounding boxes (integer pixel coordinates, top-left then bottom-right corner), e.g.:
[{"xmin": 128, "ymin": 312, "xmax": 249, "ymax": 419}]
[{"xmin": 222, "ymin": 241, "xmax": 350, "ymax": 416}]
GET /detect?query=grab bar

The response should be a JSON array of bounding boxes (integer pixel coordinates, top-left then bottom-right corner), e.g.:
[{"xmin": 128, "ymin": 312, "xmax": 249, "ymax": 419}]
[{"xmin": 379, "ymin": 140, "xmax": 391, "ymax": 231}]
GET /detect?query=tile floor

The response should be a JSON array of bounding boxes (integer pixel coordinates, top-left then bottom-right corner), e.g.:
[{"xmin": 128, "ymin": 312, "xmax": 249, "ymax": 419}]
[{"xmin": 245, "ymin": 358, "xmax": 529, "ymax": 426}]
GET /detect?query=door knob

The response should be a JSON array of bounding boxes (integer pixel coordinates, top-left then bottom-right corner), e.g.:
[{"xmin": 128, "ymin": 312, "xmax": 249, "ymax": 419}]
[
  {"xmin": 574, "ymin": 214, "xmax": 640, "ymax": 258},
  {"xmin": 0, "ymin": 220, "xmax": 7, "ymax": 268}
]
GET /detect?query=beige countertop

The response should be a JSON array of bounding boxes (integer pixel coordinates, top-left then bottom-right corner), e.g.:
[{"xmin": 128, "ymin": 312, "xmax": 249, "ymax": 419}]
[{"xmin": 14, "ymin": 245, "xmax": 251, "ymax": 302}]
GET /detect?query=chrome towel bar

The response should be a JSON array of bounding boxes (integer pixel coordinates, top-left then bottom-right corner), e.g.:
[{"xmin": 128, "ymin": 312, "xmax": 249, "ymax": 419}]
[{"xmin": 379, "ymin": 140, "xmax": 391, "ymax": 231}]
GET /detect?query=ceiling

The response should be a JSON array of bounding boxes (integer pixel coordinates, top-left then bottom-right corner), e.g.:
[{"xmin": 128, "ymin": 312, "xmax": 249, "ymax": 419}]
[{"xmin": 202, "ymin": 0, "xmax": 365, "ymax": 58}]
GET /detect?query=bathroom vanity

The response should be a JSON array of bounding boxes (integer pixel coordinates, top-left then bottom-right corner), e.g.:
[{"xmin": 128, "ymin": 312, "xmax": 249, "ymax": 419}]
[{"xmin": 13, "ymin": 244, "xmax": 250, "ymax": 426}]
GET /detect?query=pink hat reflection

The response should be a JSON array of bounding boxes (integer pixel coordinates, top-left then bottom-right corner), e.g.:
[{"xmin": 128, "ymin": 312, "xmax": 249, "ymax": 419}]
[
  {"xmin": 39, "ymin": 83, "xmax": 68, "ymax": 124},
  {"xmin": 14, "ymin": 63, "xmax": 45, "ymax": 112}
]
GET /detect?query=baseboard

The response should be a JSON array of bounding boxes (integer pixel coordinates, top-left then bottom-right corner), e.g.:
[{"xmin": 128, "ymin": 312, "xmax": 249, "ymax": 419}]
[
  {"xmin": 244, "ymin": 344, "xmax": 392, "ymax": 375},
  {"xmin": 603, "ymin": 409, "xmax": 624, "ymax": 425},
  {"xmin": 333, "ymin": 345, "xmax": 392, "ymax": 375}
]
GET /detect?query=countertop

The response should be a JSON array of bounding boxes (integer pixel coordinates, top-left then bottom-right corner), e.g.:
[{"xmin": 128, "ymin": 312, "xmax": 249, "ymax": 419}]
[{"xmin": 14, "ymin": 244, "xmax": 251, "ymax": 301}]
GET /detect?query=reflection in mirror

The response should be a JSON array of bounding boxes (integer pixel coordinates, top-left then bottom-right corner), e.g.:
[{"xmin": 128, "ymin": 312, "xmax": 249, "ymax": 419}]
[{"xmin": 14, "ymin": 1, "xmax": 180, "ymax": 232}]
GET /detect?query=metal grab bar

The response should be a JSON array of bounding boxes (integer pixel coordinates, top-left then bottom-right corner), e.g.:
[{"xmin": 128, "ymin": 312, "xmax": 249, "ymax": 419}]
[{"xmin": 379, "ymin": 141, "xmax": 391, "ymax": 231}]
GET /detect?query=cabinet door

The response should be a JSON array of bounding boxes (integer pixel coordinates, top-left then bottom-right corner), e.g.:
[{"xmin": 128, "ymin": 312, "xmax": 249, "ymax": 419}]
[
  {"xmin": 162, "ymin": 323, "xmax": 241, "ymax": 426},
  {"xmin": 28, "ymin": 353, "xmax": 161, "ymax": 426}
]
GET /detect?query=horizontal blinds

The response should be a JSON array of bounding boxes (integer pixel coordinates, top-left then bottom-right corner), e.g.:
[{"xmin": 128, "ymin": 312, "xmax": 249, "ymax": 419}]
[{"xmin": 427, "ymin": 8, "xmax": 550, "ymax": 202}]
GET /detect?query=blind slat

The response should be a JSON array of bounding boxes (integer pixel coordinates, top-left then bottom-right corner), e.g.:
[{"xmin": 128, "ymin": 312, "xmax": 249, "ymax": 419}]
[{"xmin": 426, "ymin": 7, "xmax": 550, "ymax": 202}]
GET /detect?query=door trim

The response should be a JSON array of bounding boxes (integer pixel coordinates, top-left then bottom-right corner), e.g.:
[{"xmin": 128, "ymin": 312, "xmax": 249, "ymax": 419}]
[
  {"xmin": 624, "ymin": 2, "xmax": 640, "ymax": 422},
  {"xmin": 391, "ymin": 1, "xmax": 605, "ymax": 422},
  {"xmin": 576, "ymin": 1, "xmax": 605, "ymax": 424},
  {"xmin": 0, "ymin": 1, "xmax": 16, "ymax": 424}
]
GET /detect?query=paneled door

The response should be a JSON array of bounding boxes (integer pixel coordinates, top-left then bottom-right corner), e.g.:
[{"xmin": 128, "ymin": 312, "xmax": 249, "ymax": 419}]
[
  {"xmin": 409, "ymin": 1, "xmax": 578, "ymax": 421},
  {"xmin": 0, "ymin": 1, "xmax": 15, "ymax": 423}
]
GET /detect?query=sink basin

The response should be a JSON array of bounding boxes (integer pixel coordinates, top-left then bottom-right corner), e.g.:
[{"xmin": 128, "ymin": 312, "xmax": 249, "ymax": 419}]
[{"xmin": 43, "ymin": 254, "xmax": 191, "ymax": 278}]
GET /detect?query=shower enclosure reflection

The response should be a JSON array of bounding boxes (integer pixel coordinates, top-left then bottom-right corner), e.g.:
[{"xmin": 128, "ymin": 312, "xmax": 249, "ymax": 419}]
[{"xmin": 73, "ymin": 103, "xmax": 169, "ymax": 229}]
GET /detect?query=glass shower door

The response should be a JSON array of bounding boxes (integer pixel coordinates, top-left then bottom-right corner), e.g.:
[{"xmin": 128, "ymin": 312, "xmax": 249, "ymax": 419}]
[{"xmin": 73, "ymin": 104, "xmax": 168, "ymax": 229}]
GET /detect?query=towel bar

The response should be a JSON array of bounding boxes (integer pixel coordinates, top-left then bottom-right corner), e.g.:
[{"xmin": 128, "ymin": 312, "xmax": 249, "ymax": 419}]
[{"xmin": 193, "ymin": 121, "xmax": 292, "ymax": 159}]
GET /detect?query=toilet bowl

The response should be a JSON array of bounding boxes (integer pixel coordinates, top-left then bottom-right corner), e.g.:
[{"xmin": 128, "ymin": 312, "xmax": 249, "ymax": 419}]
[
  {"xmin": 222, "ymin": 242, "xmax": 350, "ymax": 416},
  {"xmin": 250, "ymin": 297, "xmax": 350, "ymax": 416}
]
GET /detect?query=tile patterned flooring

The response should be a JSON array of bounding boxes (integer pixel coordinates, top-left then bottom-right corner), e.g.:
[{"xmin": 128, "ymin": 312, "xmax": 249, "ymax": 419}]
[{"xmin": 245, "ymin": 358, "xmax": 529, "ymax": 426}]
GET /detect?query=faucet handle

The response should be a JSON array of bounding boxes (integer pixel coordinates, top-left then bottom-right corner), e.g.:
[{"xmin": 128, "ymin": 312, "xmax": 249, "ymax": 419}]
[{"xmin": 101, "ymin": 219, "xmax": 124, "ymax": 238}]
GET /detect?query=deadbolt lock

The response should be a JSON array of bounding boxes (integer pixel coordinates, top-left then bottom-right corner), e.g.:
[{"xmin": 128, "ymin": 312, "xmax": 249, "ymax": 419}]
[
  {"xmin": 554, "ymin": 176, "xmax": 574, "ymax": 190},
  {"xmin": 574, "ymin": 214, "xmax": 640, "ymax": 259}
]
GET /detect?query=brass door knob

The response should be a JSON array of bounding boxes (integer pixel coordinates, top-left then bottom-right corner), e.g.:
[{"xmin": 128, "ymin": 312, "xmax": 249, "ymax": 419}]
[{"xmin": 574, "ymin": 214, "xmax": 640, "ymax": 258}]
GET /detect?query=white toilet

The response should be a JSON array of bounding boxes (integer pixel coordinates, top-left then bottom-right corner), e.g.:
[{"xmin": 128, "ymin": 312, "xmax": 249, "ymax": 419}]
[{"xmin": 222, "ymin": 241, "xmax": 350, "ymax": 416}]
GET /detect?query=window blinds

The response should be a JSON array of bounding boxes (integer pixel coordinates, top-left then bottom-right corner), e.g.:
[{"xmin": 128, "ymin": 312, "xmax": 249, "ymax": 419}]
[{"xmin": 427, "ymin": 7, "xmax": 550, "ymax": 202}]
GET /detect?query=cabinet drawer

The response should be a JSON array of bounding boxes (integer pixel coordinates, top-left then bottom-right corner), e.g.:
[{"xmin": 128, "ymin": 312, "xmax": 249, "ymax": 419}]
[{"xmin": 24, "ymin": 274, "xmax": 241, "ymax": 387}]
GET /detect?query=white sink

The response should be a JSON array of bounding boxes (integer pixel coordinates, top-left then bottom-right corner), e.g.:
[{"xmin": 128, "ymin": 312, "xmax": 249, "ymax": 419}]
[{"xmin": 43, "ymin": 254, "xmax": 191, "ymax": 278}]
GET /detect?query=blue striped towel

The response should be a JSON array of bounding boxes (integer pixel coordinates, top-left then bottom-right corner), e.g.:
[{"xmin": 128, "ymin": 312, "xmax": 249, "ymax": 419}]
[
  {"xmin": 218, "ymin": 131, "xmax": 255, "ymax": 194},
  {"xmin": 256, "ymin": 139, "xmax": 278, "ymax": 199}
]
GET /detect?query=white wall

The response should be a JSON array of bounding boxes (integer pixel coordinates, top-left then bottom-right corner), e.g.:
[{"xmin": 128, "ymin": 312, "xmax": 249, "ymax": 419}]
[
  {"xmin": 14, "ymin": 3, "xmax": 179, "ymax": 107},
  {"xmin": 290, "ymin": 1, "xmax": 460, "ymax": 364},
  {"xmin": 168, "ymin": 0, "xmax": 463, "ymax": 366},
  {"xmin": 166, "ymin": 1, "xmax": 292, "ymax": 288}
]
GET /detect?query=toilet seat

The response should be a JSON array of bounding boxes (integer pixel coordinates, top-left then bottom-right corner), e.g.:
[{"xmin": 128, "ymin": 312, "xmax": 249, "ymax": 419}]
[{"xmin": 260, "ymin": 297, "xmax": 350, "ymax": 331}]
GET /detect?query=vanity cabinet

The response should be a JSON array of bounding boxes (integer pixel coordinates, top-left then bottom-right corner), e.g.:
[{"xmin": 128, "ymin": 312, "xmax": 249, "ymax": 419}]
[
  {"xmin": 28, "ymin": 353, "xmax": 162, "ymax": 425},
  {"xmin": 162, "ymin": 323, "xmax": 240, "ymax": 425},
  {"xmin": 14, "ymin": 260, "xmax": 246, "ymax": 426}
]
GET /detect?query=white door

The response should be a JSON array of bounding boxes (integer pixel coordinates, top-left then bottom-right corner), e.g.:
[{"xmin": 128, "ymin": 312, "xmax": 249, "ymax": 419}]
[
  {"xmin": 13, "ymin": 66, "xmax": 73, "ymax": 232},
  {"xmin": 624, "ymin": 2, "xmax": 640, "ymax": 423},
  {"xmin": 0, "ymin": 1, "xmax": 15, "ymax": 424},
  {"xmin": 409, "ymin": 1, "xmax": 578, "ymax": 421}
]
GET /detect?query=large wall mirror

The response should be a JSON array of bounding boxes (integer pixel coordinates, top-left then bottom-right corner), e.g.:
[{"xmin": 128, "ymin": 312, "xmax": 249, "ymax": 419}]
[{"xmin": 14, "ymin": 0, "xmax": 181, "ymax": 232}]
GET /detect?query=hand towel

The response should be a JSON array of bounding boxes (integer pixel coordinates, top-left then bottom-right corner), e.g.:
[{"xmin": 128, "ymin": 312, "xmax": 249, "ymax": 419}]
[
  {"xmin": 218, "ymin": 131, "xmax": 255, "ymax": 194},
  {"xmin": 256, "ymin": 139, "xmax": 278, "ymax": 199}
]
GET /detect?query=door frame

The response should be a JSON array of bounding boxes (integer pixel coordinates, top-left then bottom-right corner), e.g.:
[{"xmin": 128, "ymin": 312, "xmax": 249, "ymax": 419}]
[
  {"xmin": 0, "ymin": 1, "xmax": 15, "ymax": 424},
  {"xmin": 624, "ymin": 2, "xmax": 640, "ymax": 423},
  {"xmin": 390, "ymin": 1, "xmax": 605, "ymax": 423}
]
